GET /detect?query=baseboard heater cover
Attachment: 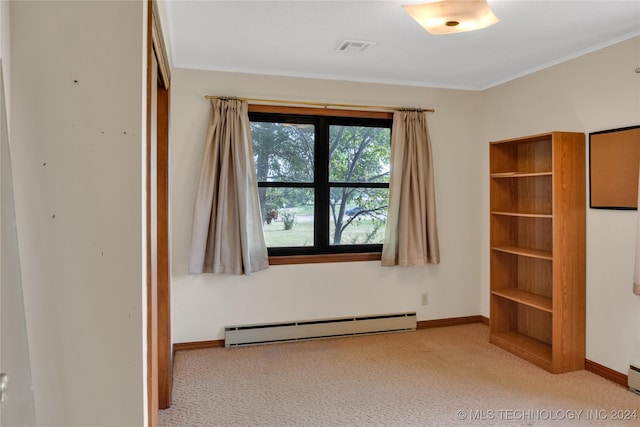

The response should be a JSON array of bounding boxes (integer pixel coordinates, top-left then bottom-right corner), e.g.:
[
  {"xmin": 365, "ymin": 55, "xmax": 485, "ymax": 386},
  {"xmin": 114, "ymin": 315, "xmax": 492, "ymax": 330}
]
[
  {"xmin": 629, "ymin": 364, "xmax": 640, "ymax": 395},
  {"xmin": 224, "ymin": 312, "xmax": 417, "ymax": 347}
]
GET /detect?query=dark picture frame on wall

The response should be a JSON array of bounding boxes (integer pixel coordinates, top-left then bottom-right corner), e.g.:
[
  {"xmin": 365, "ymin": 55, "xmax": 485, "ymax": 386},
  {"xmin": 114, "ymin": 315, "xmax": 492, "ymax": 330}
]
[{"xmin": 589, "ymin": 125, "xmax": 640, "ymax": 210}]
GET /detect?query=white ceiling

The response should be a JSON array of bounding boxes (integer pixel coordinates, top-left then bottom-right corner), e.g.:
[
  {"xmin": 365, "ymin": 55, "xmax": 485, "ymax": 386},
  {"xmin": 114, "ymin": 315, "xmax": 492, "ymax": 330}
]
[{"xmin": 164, "ymin": 0, "xmax": 640, "ymax": 90}]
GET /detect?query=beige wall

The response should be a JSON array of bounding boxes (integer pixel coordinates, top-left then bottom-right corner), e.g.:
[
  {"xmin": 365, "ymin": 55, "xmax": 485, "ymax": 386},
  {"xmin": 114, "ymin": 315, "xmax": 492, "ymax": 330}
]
[
  {"xmin": 171, "ymin": 37, "xmax": 640, "ymax": 376},
  {"xmin": 482, "ymin": 36, "xmax": 640, "ymax": 373},
  {"xmin": 10, "ymin": 1, "xmax": 147, "ymax": 425},
  {"xmin": 0, "ymin": 0, "xmax": 10, "ymax": 114},
  {"xmin": 170, "ymin": 69, "xmax": 485, "ymax": 343}
]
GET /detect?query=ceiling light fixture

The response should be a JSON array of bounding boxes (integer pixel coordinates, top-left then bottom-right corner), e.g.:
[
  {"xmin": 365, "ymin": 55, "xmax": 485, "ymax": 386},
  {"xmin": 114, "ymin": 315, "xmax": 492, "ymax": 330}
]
[{"xmin": 402, "ymin": 0, "xmax": 499, "ymax": 35}]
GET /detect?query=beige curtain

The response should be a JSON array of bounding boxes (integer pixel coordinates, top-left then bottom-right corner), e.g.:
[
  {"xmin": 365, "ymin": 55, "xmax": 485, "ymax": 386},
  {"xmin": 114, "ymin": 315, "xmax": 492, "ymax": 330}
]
[
  {"xmin": 635, "ymin": 162, "xmax": 640, "ymax": 295},
  {"xmin": 188, "ymin": 98, "xmax": 269, "ymax": 275},
  {"xmin": 381, "ymin": 110, "xmax": 440, "ymax": 266}
]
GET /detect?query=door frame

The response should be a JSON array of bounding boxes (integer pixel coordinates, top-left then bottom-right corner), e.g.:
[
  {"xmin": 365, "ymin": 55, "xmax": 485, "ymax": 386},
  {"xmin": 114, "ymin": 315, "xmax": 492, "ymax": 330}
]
[{"xmin": 147, "ymin": 0, "xmax": 171, "ymax": 424}]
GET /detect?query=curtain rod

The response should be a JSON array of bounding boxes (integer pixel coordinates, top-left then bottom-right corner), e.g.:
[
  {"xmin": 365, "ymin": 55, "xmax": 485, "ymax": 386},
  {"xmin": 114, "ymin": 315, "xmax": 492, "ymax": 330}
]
[{"xmin": 203, "ymin": 96, "xmax": 435, "ymax": 113}]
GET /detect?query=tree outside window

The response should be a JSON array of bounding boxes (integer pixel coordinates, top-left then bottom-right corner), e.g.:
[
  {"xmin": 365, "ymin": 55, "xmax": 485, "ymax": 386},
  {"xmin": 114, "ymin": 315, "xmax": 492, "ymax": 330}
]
[{"xmin": 250, "ymin": 112, "xmax": 391, "ymax": 256}]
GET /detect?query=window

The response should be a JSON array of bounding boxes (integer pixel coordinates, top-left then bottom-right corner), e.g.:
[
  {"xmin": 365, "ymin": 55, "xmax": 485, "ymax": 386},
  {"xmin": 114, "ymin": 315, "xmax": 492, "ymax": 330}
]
[{"xmin": 249, "ymin": 108, "xmax": 392, "ymax": 257}]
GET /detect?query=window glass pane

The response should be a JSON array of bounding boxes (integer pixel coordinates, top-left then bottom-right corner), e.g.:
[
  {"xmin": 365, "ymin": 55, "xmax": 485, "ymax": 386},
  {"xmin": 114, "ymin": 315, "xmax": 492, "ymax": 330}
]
[
  {"xmin": 329, "ymin": 187, "xmax": 388, "ymax": 245},
  {"xmin": 259, "ymin": 187, "xmax": 314, "ymax": 247},
  {"xmin": 329, "ymin": 125, "xmax": 391, "ymax": 183},
  {"xmin": 250, "ymin": 121, "xmax": 314, "ymax": 183}
]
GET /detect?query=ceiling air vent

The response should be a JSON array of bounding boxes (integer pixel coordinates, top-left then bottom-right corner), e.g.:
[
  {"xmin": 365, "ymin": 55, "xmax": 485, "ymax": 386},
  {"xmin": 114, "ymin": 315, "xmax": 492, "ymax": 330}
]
[{"xmin": 335, "ymin": 39, "xmax": 376, "ymax": 53}]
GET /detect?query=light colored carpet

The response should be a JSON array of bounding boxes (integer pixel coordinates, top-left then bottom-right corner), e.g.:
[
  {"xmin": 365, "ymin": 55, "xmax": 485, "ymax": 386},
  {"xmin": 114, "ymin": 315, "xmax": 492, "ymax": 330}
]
[{"xmin": 159, "ymin": 323, "xmax": 639, "ymax": 426}]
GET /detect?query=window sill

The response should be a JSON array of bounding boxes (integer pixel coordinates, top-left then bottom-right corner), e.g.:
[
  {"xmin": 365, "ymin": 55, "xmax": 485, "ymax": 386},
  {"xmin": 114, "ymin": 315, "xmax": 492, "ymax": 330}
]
[{"xmin": 268, "ymin": 252, "xmax": 382, "ymax": 265}]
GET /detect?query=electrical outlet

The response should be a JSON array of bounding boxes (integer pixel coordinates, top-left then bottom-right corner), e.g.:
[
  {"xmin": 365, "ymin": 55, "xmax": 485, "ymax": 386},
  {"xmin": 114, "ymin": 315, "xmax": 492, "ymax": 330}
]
[{"xmin": 421, "ymin": 293, "xmax": 429, "ymax": 305}]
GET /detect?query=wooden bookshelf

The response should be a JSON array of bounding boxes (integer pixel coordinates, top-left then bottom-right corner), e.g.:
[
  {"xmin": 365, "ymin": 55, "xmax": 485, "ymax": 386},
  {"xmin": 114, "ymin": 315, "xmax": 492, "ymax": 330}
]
[
  {"xmin": 490, "ymin": 171, "xmax": 552, "ymax": 178},
  {"xmin": 491, "ymin": 246, "xmax": 553, "ymax": 260},
  {"xmin": 491, "ymin": 211, "xmax": 552, "ymax": 219},
  {"xmin": 491, "ymin": 288, "xmax": 552, "ymax": 313},
  {"xmin": 489, "ymin": 132, "xmax": 585, "ymax": 374}
]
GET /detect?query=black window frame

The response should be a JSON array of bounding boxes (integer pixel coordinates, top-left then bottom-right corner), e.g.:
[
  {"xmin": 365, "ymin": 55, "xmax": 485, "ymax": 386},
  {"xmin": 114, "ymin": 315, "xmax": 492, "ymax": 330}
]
[{"xmin": 249, "ymin": 111, "xmax": 392, "ymax": 257}]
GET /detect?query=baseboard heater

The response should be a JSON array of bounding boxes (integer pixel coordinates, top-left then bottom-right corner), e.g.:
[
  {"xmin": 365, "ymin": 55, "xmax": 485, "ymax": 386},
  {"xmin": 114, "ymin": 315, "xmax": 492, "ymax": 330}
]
[
  {"xmin": 224, "ymin": 312, "xmax": 417, "ymax": 348},
  {"xmin": 629, "ymin": 364, "xmax": 640, "ymax": 395}
]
